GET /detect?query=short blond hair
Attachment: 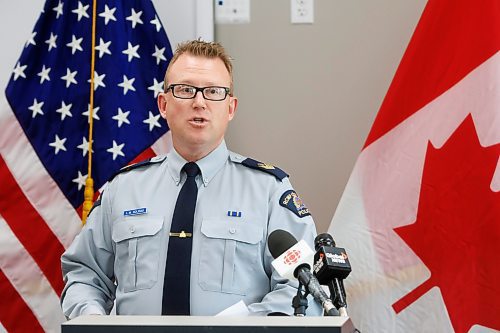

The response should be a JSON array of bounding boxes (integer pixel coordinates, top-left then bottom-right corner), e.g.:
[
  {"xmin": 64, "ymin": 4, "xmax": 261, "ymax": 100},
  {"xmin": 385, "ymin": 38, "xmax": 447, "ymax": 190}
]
[{"xmin": 164, "ymin": 40, "xmax": 234, "ymax": 93}]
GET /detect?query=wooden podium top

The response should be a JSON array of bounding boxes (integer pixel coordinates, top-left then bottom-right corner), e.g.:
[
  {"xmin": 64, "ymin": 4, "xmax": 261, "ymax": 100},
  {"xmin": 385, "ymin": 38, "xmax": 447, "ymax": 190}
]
[{"xmin": 62, "ymin": 315, "xmax": 356, "ymax": 333}]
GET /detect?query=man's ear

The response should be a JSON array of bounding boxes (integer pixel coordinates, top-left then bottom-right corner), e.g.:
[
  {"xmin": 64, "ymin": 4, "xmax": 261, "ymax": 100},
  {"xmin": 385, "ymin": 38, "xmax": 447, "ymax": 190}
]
[
  {"xmin": 228, "ymin": 96, "xmax": 238, "ymax": 121},
  {"xmin": 157, "ymin": 92, "xmax": 168, "ymax": 119}
]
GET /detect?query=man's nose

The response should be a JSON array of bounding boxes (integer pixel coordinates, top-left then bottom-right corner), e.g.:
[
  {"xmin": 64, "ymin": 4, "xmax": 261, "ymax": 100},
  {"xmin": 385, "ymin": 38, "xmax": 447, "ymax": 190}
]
[{"xmin": 192, "ymin": 90, "xmax": 207, "ymax": 107}]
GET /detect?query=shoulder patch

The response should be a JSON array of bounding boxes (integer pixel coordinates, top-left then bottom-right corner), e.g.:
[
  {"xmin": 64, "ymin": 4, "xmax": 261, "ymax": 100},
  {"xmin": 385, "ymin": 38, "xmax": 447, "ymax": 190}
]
[
  {"xmin": 110, "ymin": 155, "xmax": 166, "ymax": 181},
  {"xmin": 279, "ymin": 190, "xmax": 311, "ymax": 218},
  {"xmin": 239, "ymin": 158, "xmax": 288, "ymax": 181}
]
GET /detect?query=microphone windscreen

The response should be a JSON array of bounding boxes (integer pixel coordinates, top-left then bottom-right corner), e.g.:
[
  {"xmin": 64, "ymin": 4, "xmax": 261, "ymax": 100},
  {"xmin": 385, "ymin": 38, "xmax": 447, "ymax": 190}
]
[
  {"xmin": 268, "ymin": 229, "xmax": 297, "ymax": 259},
  {"xmin": 314, "ymin": 233, "xmax": 336, "ymax": 250}
]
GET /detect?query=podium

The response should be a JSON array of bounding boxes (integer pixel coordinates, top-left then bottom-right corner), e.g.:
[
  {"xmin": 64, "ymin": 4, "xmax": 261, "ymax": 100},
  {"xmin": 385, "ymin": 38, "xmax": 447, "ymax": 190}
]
[{"xmin": 62, "ymin": 315, "xmax": 356, "ymax": 333}]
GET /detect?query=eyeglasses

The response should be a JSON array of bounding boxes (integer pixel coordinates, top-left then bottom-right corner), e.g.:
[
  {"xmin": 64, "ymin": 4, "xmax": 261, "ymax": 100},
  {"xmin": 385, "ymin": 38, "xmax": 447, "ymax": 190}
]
[{"xmin": 166, "ymin": 84, "xmax": 231, "ymax": 101}]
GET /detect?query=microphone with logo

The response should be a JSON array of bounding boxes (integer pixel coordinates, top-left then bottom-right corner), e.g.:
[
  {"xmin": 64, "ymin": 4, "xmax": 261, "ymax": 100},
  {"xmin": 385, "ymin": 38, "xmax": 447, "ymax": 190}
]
[
  {"xmin": 268, "ymin": 229, "xmax": 337, "ymax": 316},
  {"xmin": 313, "ymin": 233, "xmax": 351, "ymax": 316}
]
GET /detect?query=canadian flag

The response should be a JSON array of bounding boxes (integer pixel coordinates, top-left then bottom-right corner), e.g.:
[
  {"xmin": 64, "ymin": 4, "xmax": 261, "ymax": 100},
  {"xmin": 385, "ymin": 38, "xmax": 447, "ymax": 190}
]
[{"xmin": 329, "ymin": 0, "xmax": 499, "ymax": 332}]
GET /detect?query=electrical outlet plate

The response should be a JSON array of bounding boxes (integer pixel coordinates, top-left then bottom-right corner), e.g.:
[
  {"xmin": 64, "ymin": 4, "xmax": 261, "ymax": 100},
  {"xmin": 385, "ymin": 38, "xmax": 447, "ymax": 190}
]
[{"xmin": 291, "ymin": 0, "xmax": 314, "ymax": 24}]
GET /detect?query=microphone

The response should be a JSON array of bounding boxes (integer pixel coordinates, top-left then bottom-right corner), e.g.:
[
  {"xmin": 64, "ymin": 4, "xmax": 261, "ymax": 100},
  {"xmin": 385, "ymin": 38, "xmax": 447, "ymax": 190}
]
[
  {"xmin": 268, "ymin": 229, "xmax": 337, "ymax": 316},
  {"xmin": 313, "ymin": 233, "xmax": 351, "ymax": 316}
]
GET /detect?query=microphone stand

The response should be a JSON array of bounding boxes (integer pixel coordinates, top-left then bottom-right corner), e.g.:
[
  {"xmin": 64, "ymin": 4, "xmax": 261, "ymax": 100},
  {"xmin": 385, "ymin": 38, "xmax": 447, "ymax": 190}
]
[
  {"xmin": 327, "ymin": 279, "xmax": 348, "ymax": 316},
  {"xmin": 292, "ymin": 282, "xmax": 309, "ymax": 316}
]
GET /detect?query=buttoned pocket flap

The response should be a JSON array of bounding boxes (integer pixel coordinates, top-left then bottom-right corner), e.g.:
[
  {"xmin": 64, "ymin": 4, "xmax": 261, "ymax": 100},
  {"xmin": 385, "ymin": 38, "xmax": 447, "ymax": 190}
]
[
  {"xmin": 112, "ymin": 217, "xmax": 164, "ymax": 242},
  {"xmin": 201, "ymin": 219, "xmax": 263, "ymax": 244}
]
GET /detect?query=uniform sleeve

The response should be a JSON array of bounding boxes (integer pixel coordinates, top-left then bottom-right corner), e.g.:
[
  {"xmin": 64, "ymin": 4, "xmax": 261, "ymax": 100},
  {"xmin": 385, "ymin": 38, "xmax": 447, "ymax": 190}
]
[
  {"xmin": 60, "ymin": 187, "xmax": 116, "ymax": 319},
  {"xmin": 247, "ymin": 177, "xmax": 323, "ymax": 316}
]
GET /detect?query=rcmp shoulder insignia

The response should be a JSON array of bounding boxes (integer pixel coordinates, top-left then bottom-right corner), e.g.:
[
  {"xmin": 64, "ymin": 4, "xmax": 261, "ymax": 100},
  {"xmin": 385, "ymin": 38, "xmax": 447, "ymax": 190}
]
[
  {"xmin": 240, "ymin": 158, "xmax": 288, "ymax": 181},
  {"xmin": 279, "ymin": 190, "xmax": 311, "ymax": 218},
  {"xmin": 110, "ymin": 156, "xmax": 166, "ymax": 181}
]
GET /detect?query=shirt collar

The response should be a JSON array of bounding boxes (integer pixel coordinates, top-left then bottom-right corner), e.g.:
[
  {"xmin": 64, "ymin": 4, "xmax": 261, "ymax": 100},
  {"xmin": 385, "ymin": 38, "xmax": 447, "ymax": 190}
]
[{"xmin": 167, "ymin": 141, "xmax": 229, "ymax": 186}]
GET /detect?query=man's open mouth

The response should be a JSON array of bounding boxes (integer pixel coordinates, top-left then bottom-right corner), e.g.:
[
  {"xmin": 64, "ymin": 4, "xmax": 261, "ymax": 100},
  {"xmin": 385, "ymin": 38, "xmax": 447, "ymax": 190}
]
[{"xmin": 192, "ymin": 118, "xmax": 206, "ymax": 123}]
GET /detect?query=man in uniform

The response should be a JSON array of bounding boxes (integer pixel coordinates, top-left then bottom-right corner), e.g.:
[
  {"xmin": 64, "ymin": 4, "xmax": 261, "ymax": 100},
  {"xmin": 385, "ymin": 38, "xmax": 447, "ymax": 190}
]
[{"xmin": 61, "ymin": 40, "xmax": 321, "ymax": 317}]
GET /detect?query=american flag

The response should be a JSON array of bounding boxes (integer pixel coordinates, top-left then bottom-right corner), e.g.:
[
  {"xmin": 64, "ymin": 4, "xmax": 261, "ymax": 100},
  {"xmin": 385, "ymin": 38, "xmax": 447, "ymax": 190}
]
[{"xmin": 0, "ymin": 0, "xmax": 172, "ymax": 331}]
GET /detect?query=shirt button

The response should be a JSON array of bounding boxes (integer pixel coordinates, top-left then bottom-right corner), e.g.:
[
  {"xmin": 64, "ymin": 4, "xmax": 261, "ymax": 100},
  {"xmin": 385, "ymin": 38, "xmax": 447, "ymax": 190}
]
[
  {"xmin": 129, "ymin": 226, "xmax": 135, "ymax": 233},
  {"xmin": 229, "ymin": 228, "xmax": 236, "ymax": 234}
]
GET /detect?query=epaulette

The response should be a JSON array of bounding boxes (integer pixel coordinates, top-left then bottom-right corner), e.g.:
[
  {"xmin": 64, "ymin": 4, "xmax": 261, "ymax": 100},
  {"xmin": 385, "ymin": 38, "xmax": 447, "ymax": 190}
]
[
  {"xmin": 230, "ymin": 153, "xmax": 288, "ymax": 181},
  {"xmin": 110, "ymin": 155, "xmax": 166, "ymax": 181}
]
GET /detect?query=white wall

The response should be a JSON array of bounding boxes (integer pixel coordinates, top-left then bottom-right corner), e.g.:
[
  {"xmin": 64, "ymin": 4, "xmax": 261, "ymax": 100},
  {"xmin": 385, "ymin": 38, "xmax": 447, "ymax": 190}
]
[{"xmin": 217, "ymin": 0, "xmax": 427, "ymax": 231}]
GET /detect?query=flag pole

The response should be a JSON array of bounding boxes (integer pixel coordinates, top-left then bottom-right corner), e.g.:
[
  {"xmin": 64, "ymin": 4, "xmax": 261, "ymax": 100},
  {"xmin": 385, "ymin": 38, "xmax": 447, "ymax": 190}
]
[{"xmin": 82, "ymin": 0, "xmax": 98, "ymax": 225}]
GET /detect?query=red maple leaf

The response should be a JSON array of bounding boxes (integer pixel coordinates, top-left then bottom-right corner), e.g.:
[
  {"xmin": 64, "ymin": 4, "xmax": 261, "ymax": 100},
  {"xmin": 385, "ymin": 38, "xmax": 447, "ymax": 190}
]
[{"xmin": 392, "ymin": 115, "xmax": 500, "ymax": 333}]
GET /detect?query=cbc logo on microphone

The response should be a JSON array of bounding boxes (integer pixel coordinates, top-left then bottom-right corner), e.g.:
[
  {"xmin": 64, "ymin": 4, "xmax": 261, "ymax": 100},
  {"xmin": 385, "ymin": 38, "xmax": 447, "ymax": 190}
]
[{"xmin": 283, "ymin": 249, "xmax": 301, "ymax": 265}]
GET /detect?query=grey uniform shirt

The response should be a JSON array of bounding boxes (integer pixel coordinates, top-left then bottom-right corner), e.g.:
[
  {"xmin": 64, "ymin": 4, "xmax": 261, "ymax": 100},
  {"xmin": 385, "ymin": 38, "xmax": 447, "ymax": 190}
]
[{"xmin": 61, "ymin": 141, "xmax": 322, "ymax": 318}]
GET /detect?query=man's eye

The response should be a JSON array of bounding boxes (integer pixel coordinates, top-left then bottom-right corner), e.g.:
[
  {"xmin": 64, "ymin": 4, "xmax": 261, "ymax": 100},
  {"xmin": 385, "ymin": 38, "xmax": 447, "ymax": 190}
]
[{"xmin": 207, "ymin": 87, "xmax": 224, "ymax": 95}]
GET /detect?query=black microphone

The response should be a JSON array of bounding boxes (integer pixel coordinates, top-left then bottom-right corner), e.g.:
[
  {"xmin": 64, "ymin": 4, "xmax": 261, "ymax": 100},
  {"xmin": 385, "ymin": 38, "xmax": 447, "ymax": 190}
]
[
  {"xmin": 313, "ymin": 233, "xmax": 351, "ymax": 316},
  {"xmin": 268, "ymin": 229, "xmax": 337, "ymax": 316}
]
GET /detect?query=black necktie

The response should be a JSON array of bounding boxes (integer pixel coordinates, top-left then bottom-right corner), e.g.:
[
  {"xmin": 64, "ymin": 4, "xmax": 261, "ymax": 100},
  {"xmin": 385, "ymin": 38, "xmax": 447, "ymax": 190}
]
[{"xmin": 162, "ymin": 162, "xmax": 200, "ymax": 315}]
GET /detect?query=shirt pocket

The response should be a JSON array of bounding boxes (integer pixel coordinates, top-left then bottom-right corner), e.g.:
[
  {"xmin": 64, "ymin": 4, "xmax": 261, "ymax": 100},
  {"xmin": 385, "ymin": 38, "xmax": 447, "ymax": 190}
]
[
  {"xmin": 199, "ymin": 218, "xmax": 263, "ymax": 295},
  {"xmin": 112, "ymin": 216, "xmax": 164, "ymax": 292}
]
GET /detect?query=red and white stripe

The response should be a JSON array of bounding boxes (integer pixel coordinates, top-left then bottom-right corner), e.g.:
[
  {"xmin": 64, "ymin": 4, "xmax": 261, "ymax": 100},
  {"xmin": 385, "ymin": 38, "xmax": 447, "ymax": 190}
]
[
  {"xmin": 0, "ymin": 215, "xmax": 65, "ymax": 332},
  {"xmin": 0, "ymin": 98, "xmax": 171, "ymax": 332}
]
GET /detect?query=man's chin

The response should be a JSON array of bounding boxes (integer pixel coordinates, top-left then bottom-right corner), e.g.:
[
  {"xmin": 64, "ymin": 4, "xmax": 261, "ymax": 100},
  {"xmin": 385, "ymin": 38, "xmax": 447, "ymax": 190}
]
[{"xmin": 172, "ymin": 137, "xmax": 221, "ymax": 159}]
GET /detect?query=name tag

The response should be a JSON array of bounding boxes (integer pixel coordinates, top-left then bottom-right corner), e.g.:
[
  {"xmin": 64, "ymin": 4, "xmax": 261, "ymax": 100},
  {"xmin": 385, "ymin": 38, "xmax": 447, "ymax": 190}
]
[{"xmin": 123, "ymin": 208, "xmax": 147, "ymax": 216}]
